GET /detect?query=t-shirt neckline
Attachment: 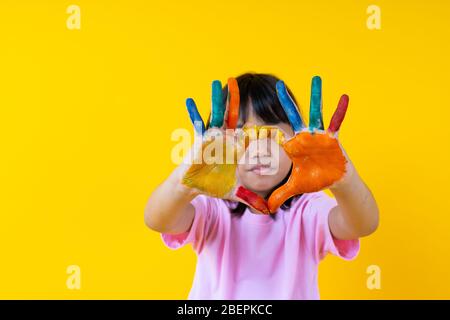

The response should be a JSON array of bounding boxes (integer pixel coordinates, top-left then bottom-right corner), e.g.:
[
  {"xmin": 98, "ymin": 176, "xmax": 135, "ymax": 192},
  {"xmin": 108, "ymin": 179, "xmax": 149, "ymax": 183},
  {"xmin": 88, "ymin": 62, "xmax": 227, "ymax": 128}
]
[{"xmin": 241, "ymin": 207, "xmax": 277, "ymax": 225}]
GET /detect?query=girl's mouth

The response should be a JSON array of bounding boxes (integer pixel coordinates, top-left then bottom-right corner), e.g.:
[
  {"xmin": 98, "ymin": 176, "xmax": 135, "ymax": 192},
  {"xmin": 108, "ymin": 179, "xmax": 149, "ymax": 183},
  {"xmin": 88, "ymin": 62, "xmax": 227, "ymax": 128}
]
[{"xmin": 248, "ymin": 164, "xmax": 273, "ymax": 176}]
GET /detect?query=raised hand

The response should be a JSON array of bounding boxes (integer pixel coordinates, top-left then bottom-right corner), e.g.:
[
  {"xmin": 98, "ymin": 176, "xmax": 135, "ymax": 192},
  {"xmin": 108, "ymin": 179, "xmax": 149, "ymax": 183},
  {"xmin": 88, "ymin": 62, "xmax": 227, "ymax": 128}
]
[
  {"xmin": 268, "ymin": 76, "xmax": 350, "ymax": 213},
  {"xmin": 181, "ymin": 78, "xmax": 270, "ymax": 214}
]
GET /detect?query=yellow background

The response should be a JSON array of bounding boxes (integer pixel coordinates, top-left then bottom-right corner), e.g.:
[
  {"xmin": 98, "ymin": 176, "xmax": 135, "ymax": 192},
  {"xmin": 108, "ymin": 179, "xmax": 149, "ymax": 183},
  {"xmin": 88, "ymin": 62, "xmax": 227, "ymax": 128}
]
[{"xmin": 0, "ymin": 0, "xmax": 449, "ymax": 299}]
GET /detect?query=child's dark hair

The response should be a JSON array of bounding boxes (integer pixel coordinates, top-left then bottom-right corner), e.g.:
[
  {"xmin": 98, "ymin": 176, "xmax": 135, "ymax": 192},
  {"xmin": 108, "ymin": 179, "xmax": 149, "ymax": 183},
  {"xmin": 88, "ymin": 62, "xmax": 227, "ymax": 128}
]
[{"xmin": 209, "ymin": 72, "xmax": 303, "ymax": 218}]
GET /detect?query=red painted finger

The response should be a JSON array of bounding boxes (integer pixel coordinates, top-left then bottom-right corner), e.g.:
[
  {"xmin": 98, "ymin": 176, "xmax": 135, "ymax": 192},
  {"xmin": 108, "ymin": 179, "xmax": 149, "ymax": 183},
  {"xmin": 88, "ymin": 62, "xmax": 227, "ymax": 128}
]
[
  {"xmin": 235, "ymin": 186, "xmax": 270, "ymax": 214},
  {"xmin": 328, "ymin": 94, "xmax": 349, "ymax": 133}
]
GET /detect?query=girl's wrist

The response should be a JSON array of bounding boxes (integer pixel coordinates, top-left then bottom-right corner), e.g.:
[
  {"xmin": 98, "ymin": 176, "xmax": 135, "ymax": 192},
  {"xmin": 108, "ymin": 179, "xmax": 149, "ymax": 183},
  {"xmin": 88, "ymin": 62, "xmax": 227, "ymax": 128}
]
[
  {"xmin": 329, "ymin": 160, "xmax": 358, "ymax": 195},
  {"xmin": 175, "ymin": 180, "xmax": 200, "ymax": 199},
  {"xmin": 170, "ymin": 167, "xmax": 201, "ymax": 199}
]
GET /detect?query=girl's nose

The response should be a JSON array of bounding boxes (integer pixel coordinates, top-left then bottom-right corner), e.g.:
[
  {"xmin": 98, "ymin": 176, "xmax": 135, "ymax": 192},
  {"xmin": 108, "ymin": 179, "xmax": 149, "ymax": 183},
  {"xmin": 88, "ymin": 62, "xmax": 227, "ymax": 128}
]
[{"xmin": 247, "ymin": 138, "xmax": 272, "ymax": 159}]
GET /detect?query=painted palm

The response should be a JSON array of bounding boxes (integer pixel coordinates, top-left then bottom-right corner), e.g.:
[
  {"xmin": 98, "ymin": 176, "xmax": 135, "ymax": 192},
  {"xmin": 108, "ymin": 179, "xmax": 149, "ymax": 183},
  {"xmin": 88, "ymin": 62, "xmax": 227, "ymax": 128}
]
[
  {"xmin": 182, "ymin": 78, "xmax": 270, "ymax": 214},
  {"xmin": 268, "ymin": 76, "xmax": 350, "ymax": 213}
]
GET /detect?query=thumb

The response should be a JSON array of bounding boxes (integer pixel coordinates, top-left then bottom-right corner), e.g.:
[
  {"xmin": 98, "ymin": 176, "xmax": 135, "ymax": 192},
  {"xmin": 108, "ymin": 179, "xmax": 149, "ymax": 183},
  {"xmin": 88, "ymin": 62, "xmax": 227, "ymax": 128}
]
[
  {"xmin": 234, "ymin": 186, "xmax": 270, "ymax": 214},
  {"xmin": 268, "ymin": 182, "xmax": 297, "ymax": 213}
]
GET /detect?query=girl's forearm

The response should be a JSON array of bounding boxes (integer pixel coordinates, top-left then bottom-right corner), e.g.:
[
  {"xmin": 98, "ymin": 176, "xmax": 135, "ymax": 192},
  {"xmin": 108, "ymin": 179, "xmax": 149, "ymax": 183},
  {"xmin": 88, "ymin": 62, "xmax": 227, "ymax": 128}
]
[
  {"xmin": 144, "ymin": 169, "xmax": 198, "ymax": 234},
  {"xmin": 329, "ymin": 165, "xmax": 379, "ymax": 239}
]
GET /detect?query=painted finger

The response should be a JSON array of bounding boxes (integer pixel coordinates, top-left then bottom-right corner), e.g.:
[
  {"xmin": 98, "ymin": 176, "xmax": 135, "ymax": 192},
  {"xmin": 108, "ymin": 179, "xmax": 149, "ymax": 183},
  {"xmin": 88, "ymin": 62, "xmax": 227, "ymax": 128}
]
[
  {"xmin": 309, "ymin": 76, "xmax": 324, "ymax": 131},
  {"xmin": 225, "ymin": 77, "xmax": 240, "ymax": 129},
  {"xmin": 328, "ymin": 94, "xmax": 349, "ymax": 134},
  {"xmin": 210, "ymin": 80, "xmax": 225, "ymax": 128},
  {"xmin": 276, "ymin": 81, "xmax": 305, "ymax": 133},
  {"xmin": 182, "ymin": 154, "xmax": 237, "ymax": 198},
  {"xmin": 268, "ymin": 181, "xmax": 297, "ymax": 213},
  {"xmin": 186, "ymin": 98, "xmax": 206, "ymax": 135},
  {"xmin": 235, "ymin": 186, "xmax": 270, "ymax": 214}
]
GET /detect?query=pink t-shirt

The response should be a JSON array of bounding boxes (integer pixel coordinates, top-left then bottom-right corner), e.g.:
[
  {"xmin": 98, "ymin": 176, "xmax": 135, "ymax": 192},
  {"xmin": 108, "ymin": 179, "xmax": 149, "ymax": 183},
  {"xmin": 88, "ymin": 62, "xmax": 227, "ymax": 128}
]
[{"xmin": 161, "ymin": 191, "xmax": 360, "ymax": 300}]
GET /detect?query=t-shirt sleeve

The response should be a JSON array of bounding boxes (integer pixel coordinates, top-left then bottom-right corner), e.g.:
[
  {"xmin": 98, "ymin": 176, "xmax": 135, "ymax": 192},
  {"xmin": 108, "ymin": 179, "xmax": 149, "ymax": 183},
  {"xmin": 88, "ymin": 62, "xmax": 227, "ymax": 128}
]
[
  {"xmin": 161, "ymin": 195, "xmax": 218, "ymax": 254},
  {"xmin": 309, "ymin": 192, "xmax": 360, "ymax": 262}
]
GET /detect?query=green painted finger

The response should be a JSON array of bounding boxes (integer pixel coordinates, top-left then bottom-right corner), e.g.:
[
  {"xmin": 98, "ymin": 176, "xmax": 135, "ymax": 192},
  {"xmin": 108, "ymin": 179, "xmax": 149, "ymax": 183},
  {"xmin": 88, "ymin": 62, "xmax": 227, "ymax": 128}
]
[
  {"xmin": 210, "ymin": 80, "xmax": 224, "ymax": 128},
  {"xmin": 309, "ymin": 76, "xmax": 324, "ymax": 130}
]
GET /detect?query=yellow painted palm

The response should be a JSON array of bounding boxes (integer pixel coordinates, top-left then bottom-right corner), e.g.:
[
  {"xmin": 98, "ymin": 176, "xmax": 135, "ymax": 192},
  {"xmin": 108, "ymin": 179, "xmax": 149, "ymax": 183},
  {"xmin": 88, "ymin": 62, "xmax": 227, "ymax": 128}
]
[{"xmin": 180, "ymin": 78, "xmax": 270, "ymax": 214}]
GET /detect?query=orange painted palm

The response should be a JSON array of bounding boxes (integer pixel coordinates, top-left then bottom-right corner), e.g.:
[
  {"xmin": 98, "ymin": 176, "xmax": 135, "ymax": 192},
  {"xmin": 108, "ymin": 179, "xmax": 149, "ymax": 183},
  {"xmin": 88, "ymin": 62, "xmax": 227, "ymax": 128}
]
[
  {"xmin": 268, "ymin": 76, "xmax": 350, "ymax": 213},
  {"xmin": 180, "ymin": 78, "xmax": 270, "ymax": 214}
]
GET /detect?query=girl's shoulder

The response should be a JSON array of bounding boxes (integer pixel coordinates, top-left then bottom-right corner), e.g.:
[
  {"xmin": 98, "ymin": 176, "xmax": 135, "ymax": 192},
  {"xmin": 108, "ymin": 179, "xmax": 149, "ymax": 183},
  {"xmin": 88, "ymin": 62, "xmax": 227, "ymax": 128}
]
[
  {"xmin": 191, "ymin": 194, "xmax": 233, "ymax": 219},
  {"xmin": 191, "ymin": 194, "xmax": 228, "ymax": 210},
  {"xmin": 284, "ymin": 191, "xmax": 337, "ymax": 217}
]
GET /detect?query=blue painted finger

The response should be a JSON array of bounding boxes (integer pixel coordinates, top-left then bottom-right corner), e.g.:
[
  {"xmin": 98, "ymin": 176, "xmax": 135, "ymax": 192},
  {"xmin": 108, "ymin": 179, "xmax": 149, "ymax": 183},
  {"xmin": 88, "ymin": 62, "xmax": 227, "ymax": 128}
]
[
  {"xmin": 276, "ymin": 81, "xmax": 305, "ymax": 133},
  {"xmin": 186, "ymin": 98, "xmax": 206, "ymax": 135}
]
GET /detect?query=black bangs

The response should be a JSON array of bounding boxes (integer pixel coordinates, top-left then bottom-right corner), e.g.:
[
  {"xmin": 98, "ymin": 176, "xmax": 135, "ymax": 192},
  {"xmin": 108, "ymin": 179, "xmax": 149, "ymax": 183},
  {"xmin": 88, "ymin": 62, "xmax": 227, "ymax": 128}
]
[{"xmin": 222, "ymin": 73, "xmax": 299, "ymax": 126}]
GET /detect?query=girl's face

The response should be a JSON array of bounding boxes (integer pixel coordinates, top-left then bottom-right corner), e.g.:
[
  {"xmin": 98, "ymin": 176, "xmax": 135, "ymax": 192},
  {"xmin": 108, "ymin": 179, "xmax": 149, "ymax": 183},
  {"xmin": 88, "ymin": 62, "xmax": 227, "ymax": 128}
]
[{"xmin": 237, "ymin": 104, "xmax": 294, "ymax": 198}]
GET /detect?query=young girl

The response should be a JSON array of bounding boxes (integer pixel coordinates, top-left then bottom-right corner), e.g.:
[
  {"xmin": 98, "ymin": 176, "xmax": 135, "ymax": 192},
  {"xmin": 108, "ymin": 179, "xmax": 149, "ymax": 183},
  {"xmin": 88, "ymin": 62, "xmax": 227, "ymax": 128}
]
[{"xmin": 145, "ymin": 73, "xmax": 379, "ymax": 300}]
